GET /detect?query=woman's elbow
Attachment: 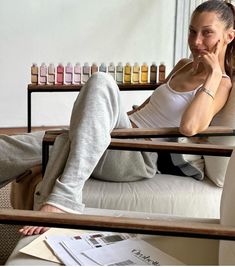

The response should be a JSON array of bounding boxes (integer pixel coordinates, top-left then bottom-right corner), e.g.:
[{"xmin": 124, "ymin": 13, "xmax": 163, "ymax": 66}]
[{"xmin": 179, "ymin": 123, "xmax": 202, "ymax": 137}]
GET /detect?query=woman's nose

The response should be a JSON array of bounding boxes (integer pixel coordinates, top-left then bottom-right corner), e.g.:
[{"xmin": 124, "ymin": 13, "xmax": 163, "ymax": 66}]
[{"xmin": 193, "ymin": 33, "xmax": 203, "ymax": 46}]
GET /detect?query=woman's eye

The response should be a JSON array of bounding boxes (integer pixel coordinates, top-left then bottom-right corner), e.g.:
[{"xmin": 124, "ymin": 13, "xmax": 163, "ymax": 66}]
[
  {"xmin": 203, "ymin": 30, "xmax": 213, "ymax": 36},
  {"xmin": 189, "ymin": 29, "xmax": 196, "ymax": 35}
]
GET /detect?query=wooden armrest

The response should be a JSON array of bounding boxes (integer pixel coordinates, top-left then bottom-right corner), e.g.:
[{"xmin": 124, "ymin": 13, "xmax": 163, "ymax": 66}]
[
  {"xmin": 44, "ymin": 126, "xmax": 235, "ymax": 143},
  {"xmin": 109, "ymin": 139, "xmax": 233, "ymax": 157},
  {"xmin": 0, "ymin": 209, "xmax": 235, "ymax": 241},
  {"xmin": 42, "ymin": 127, "xmax": 234, "ymax": 174},
  {"xmin": 111, "ymin": 126, "xmax": 235, "ymax": 138}
]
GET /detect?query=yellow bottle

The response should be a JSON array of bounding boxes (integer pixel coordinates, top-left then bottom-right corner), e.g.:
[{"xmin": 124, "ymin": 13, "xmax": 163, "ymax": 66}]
[
  {"xmin": 31, "ymin": 63, "xmax": 38, "ymax": 85},
  {"xmin": 141, "ymin": 63, "xmax": 148, "ymax": 83},
  {"xmin": 132, "ymin": 62, "xmax": 140, "ymax": 84},
  {"xmin": 124, "ymin": 63, "xmax": 132, "ymax": 83}
]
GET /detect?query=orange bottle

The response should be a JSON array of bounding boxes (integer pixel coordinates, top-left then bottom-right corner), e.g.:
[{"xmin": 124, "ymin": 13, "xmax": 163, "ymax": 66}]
[
  {"xmin": 158, "ymin": 63, "xmax": 166, "ymax": 83},
  {"xmin": 91, "ymin": 63, "xmax": 98, "ymax": 75}
]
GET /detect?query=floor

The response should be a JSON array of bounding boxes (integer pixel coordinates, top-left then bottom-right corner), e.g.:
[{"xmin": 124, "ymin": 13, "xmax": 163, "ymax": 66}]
[{"xmin": 0, "ymin": 126, "xmax": 67, "ymax": 135}]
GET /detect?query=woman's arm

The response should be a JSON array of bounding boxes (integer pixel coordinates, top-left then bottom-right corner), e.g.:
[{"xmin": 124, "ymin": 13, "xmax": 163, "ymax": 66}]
[
  {"xmin": 180, "ymin": 41, "xmax": 233, "ymax": 136},
  {"xmin": 180, "ymin": 75, "xmax": 232, "ymax": 136}
]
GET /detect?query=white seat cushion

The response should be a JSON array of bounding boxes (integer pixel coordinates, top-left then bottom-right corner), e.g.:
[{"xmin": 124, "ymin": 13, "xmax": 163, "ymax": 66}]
[{"xmin": 83, "ymin": 174, "xmax": 222, "ymax": 218}]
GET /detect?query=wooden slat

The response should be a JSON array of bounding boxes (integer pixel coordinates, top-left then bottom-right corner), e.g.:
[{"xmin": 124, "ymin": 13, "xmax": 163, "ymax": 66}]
[
  {"xmin": 109, "ymin": 139, "xmax": 233, "ymax": 156},
  {"xmin": 0, "ymin": 209, "xmax": 235, "ymax": 240},
  {"xmin": 111, "ymin": 126, "xmax": 235, "ymax": 138},
  {"xmin": 44, "ymin": 126, "xmax": 235, "ymax": 140}
]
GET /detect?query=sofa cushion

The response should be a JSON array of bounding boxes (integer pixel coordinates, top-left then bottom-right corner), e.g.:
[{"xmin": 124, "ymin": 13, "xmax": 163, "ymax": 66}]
[
  {"xmin": 204, "ymin": 83, "xmax": 235, "ymax": 187},
  {"xmin": 219, "ymin": 150, "xmax": 235, "ymax": 265},
  {"xmin": 83, "ymin": 173, "xmax": 222, "ymax": 219}
]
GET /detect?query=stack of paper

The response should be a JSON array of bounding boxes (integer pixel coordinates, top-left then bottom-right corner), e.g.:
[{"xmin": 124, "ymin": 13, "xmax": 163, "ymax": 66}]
[{"xmin": 20, "ymin": 228, "xmax": 184, "ymax": 266}]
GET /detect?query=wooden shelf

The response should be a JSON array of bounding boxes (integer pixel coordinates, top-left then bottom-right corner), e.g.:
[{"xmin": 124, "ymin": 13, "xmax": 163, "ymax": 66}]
[
  {"xmin": 27, "ymin": 83, "xmax": 160, "ymax": 132},
  {"xmin": 28, "ymin": 83, "xmax": 160, "ymax": 92}
]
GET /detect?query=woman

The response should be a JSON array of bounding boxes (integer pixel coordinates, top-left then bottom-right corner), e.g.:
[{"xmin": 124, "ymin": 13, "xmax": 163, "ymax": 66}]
[{"xmin": 1, "ymin": 0, "xmax": 234, "ymax": 235}]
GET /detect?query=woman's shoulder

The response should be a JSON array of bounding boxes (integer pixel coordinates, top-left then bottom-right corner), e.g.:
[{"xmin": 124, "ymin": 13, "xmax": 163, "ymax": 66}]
[
  {"xmin": 165, "ymin": 58, "xmax": 192, "ymax": 82},
  {"xmin": 174, "ymin": 58, "xmax": 192, "ymax": 71}
]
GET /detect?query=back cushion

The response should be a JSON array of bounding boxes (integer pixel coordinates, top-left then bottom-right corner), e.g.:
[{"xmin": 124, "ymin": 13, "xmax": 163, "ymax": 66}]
[
  {"xmin": 219, "ymin": 150, "xmax": 235, "ymax": 264},
  {"xmin": 204, "ymin": 83, "xmax": 235, "ymax": 187}
]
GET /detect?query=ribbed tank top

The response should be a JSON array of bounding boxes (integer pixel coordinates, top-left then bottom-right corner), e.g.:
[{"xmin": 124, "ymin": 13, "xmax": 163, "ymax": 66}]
[
  {"xmin": 129, "ymin": 68, "xmax": 229, "ymax": 129},
  {"xmin": 129, "ymin": 79, "xmax": 201, "ymax": 128}
]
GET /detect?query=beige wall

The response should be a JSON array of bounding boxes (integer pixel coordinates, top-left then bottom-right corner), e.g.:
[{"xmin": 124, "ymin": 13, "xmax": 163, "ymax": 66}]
[{"xmin": 0, "ymin": 0, "xmax": 176, "ymax": 127}]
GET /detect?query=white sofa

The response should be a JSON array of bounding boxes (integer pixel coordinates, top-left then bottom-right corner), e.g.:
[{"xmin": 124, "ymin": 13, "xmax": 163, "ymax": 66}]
[
  {"xmin": 82, "ymin": 80, "xmax": 235, "ymax": 219},
  {"xmin": 1, "ymin": 82, "xmax": 235, "ymax": 264}
]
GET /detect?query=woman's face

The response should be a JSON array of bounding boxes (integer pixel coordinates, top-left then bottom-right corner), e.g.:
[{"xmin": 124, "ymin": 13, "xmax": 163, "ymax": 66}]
[{"xmin": 188, "ymin": 11, "xmax": 227, "ymax": 59}]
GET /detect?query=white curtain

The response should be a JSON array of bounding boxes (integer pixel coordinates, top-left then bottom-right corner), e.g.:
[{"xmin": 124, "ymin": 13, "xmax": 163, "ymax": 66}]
[{"xmin": 173, "ymin": 0, "xmax": 205, "ymax": 65}]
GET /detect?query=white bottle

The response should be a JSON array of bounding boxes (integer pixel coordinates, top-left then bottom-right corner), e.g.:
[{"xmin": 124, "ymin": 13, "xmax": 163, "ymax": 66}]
[
  {"xmin": 74, "ymin": 63, "xmax": 81, "ymax": 84},
  {"xmin": 65, "ymin": 62, "xmax": 73, "ymax": 84},
  {"xmin": 39, "ymin": 63, "xmax": 47, "ymax": 85},
  {"xmin": 82, "ymin": 62, "xmax": 90, "ymax": 83},
  {"xmin": 48, "ymin": 63, "xmax": 55, "ymax": 85},
  {"xmin": 108, "ymin": 62, "xmax": 115, "ymax": 79}
]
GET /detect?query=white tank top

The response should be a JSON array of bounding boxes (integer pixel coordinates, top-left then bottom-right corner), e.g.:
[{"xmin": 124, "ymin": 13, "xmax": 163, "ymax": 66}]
[
  {"xmin": 129, "ymin": 79, "xmax": 201, "ymax": 128},
  {"xmin": 129, "ymin": 61, "xmax": 230, "ymax": 129}
]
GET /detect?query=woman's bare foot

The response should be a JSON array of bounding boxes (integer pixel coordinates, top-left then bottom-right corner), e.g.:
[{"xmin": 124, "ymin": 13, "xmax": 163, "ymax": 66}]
[{"xmin": 19, "ymin": 204, "xmax": 65, "ymax": 236}]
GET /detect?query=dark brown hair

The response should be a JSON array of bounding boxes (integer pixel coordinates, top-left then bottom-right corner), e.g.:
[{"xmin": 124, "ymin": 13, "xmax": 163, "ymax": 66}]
[{"xmin": 194, "ymin": 0, "xmax": 235, "ymax": 79}]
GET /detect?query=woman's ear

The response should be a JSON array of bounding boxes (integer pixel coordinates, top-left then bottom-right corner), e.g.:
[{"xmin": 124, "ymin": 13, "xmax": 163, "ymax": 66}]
[{"xmin": 225, "ymin": 29, "xmax": 235, "ymax": 44}]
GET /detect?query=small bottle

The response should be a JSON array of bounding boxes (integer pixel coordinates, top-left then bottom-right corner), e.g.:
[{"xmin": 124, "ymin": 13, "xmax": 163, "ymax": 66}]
[
  {"xmin": 141, "ymin": 63, "xmax": 148, "ymax": 83},
  {"xmin": 99, "ymin": 63, "xmax": 107, "ymax": 73},
  {"xmin": 31, "ymin": 63, "xmax": 38, "ymax": 85},
  {"xmin": 57, "ymin": 63, "xmax": 64, "ymax": 85},
  {"xmin": 150, "ymin": 62, "xmax": 157, "ymax": 84},
  {"xmin": 158, "ymin": 62, "xmax": 166, "ymax": 83},
  {"xmin": 39, "ymin": 63, "xmax": 47, "ymax": 85},
  {"xmin": 108, "ymin": 62, "xmax": 115, "ymax": 79},
  {"xmin": 65, "ymin": 62, "xmax": 73, "ymax": 84},
  {"xmin": 132, "ymin": 62, "xmax": 140, "ymax": 84},
  {"xmin": 74, "ymin": 63, "xmax": 81, "ymax": 84},
  {"xmin": 116, "ymin": 62, "xmax": 123, "ymax": 84},
  {"xmin": 91, "ymin": 63, "xmax": 98, "ymax": 75},
  {"xmin": 82, "ymin": 62, "xmax": 90, "ymax": 83},
  {"xmin": 124, "ymin": 63, "xmax": 132, "ymax": 83},
  {"xmin": 48, "ymin": 63, "xmax": 55, "ymax": 85}
]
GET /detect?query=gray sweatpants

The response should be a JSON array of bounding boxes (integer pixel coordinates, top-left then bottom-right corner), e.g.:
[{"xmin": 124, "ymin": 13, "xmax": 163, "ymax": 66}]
[{"xmin": 0, "ymin": 72, "xmax": 158, "ymax": 213}]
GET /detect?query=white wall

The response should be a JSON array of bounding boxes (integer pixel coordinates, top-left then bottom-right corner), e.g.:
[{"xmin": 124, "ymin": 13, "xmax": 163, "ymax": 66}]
[{"xmin": 0, "ymin": 0, "xmax": 176, "ymax": 127}]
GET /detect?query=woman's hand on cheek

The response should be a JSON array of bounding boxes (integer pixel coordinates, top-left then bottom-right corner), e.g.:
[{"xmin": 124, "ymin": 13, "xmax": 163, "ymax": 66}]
[{"xmin": 198, "ymin": 40, "xmax": 222, "ymax": 75}]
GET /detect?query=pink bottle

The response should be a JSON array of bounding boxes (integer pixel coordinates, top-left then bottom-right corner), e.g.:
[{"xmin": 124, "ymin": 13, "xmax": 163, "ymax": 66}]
[
  {"xmin": 65, "ymin": 62, "xmax": 73, "ymax": 84},
  {"xmin": 48, "ymin": 63, "xmax": 55, "ymax": 85},
  {"xmin": 57, "ymin": 63, "xmax": 64, "ymax": 85},
  {"xmin": 39, "ymin": 63, "xmax": 47, "ymax": 85},
  {"xmin": 74, "ymin": 63, "xmax": 81, "ymax": 84}
]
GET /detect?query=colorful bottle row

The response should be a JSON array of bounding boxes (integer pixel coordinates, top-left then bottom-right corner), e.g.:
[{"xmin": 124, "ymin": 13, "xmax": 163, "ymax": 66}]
[{"xmin": 31, "ymin": 62, "xmax": 166, "ymax": 85}]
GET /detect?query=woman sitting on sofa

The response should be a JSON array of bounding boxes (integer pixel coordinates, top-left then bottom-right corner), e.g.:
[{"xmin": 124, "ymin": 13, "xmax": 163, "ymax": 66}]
[{"xmin": 0, "ymin": 0, "xmax": 235, "ymax": 236}]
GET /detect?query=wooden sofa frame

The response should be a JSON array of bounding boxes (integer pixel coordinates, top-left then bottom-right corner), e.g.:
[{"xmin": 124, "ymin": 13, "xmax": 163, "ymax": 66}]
[{"xmin": 1, "ymin": 125, "xmax": 235, "ymax": 251}]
